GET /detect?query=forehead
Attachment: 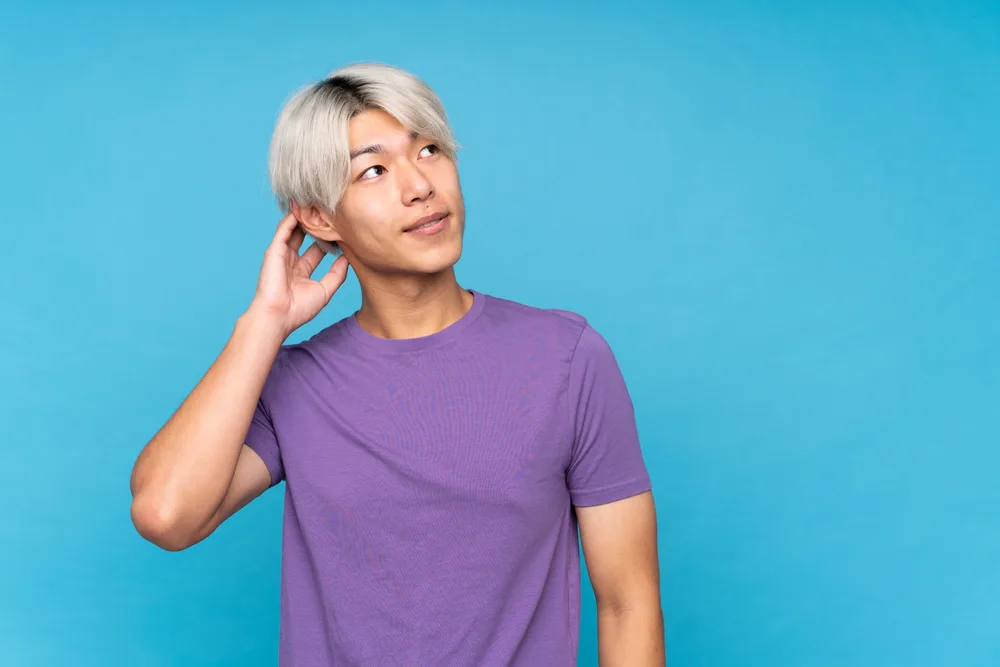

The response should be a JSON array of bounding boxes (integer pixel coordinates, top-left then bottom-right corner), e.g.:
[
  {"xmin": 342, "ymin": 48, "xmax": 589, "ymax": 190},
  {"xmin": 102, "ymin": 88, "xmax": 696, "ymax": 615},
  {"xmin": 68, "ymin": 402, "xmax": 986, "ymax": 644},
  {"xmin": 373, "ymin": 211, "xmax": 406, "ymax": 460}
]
[{"xmin": 348, "ymin": 109, "xmax": 416, "ymax": 150}]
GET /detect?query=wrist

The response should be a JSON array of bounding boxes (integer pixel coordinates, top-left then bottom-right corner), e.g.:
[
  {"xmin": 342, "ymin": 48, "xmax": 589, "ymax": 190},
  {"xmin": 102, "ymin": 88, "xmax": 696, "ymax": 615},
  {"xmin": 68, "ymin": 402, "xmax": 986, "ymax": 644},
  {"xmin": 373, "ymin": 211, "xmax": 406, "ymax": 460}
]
[{"xmin": 237, "ymin": 303, "xmax": 289, "ymax": 345}]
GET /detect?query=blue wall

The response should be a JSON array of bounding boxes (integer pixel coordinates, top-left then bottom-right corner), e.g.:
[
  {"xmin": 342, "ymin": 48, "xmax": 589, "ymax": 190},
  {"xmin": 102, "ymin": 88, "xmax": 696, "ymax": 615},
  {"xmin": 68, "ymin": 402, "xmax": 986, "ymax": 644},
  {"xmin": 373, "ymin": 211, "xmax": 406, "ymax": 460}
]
[{"xmin": 2, "ymin": 1, "xmax": 997, "ymax": 664}]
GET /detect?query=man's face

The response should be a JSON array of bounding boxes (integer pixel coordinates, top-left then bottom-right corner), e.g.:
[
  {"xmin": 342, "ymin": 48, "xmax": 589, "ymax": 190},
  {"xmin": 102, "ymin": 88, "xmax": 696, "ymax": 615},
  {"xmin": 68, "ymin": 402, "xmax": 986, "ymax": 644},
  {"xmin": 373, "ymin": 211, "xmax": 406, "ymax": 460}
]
[{"xmin": 322, "ymin": 108, "xmax": 465, "ymax": 276}]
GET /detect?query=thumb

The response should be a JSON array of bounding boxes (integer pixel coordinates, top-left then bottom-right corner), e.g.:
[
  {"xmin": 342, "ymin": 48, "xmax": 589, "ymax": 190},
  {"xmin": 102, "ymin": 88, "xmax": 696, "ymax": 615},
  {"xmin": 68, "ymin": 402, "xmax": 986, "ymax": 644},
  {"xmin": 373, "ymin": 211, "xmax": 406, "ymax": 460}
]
[{"xmin": 318, "ymin": 255, "xmax": 350, "ymax": 301}]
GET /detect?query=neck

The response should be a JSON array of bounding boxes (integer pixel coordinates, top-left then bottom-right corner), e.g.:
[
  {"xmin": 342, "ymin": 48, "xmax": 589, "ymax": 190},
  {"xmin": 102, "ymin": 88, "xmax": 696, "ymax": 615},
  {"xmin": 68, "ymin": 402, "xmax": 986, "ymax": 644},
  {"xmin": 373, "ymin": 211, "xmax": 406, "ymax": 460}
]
[{"xmin": 353, "ymin": 267, "xmax": 474, "ymax": 340}]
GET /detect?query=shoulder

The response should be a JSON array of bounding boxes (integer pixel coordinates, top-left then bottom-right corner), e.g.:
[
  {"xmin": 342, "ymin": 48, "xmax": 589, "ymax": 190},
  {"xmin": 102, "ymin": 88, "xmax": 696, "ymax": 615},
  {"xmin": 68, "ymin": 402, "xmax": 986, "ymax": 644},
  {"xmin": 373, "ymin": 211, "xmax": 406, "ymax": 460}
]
[
  {"xmin": 266, "ymin": 316, "xmax": 354, "ymax": 387},
  {"xmin": 479, "ymin": 294, "xmax": 627, "ymax": 411},
  {"xmin": 479, "ymin": 292, "xmax": 592, "ymax": 351}
]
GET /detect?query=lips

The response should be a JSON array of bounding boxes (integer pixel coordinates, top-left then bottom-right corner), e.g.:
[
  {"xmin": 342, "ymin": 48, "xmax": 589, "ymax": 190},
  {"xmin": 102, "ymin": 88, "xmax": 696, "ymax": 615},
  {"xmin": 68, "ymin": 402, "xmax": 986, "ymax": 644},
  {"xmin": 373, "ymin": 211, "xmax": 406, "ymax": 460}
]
[{"xmin": 404, "ymin": 211, "xmax": 448, "ymax": 232}]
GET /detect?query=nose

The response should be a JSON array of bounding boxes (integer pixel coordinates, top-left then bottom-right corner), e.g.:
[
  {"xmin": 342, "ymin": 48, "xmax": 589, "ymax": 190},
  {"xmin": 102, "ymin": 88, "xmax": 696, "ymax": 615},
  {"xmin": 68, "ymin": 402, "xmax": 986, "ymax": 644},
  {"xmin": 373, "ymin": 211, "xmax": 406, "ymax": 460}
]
[{"xmin": 398, "ymin": 159, "xmax": 434, "ymax": 204}]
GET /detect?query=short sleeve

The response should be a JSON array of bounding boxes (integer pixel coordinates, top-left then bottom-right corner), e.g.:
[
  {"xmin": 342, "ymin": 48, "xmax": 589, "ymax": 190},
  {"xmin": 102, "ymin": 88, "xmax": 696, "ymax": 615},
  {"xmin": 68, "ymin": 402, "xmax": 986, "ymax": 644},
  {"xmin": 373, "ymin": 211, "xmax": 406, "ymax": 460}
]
[
  {"xmin": 244, "ymin": 349, "xmax": 286, "ymax": 487},
  {"xmin": 566, "ymin": 323, "xmax": 652, "ymax": 507}
]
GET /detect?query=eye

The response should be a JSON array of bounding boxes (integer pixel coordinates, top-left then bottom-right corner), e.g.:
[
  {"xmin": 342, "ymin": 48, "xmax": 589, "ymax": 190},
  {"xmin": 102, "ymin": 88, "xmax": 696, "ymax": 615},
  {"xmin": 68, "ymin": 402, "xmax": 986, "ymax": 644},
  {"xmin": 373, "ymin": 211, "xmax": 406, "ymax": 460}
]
[
  {"xmin": 418, "ymin": 144, "xmax": 439, "ymax": 158},
  {"xmin": 359, "ymin": 165, "xmax": 386, "ymax": 181}
]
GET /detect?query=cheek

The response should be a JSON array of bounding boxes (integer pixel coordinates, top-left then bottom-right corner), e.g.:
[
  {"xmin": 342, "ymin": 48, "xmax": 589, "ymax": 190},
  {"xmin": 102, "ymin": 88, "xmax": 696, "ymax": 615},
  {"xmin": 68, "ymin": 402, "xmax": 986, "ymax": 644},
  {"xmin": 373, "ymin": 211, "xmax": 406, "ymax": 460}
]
[
  {"xmin": 342, "ymin": 195, "xmax": 397, "ymax": 245},
  {"xmin": 430, "ymin": 168, "xmax": 463, "ymax": 211},
  {"xmin": 438, "ymin": 163, "xmax": 461, "ymax": 193}
]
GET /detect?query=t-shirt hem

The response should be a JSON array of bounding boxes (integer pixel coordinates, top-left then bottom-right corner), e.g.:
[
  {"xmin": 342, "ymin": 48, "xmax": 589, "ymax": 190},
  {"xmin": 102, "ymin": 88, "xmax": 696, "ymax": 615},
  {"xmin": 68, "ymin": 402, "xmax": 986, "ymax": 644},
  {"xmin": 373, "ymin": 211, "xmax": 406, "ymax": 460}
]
[{"xmin": 570, "ymin": 476, "xmax": 652, "ymax": 507}]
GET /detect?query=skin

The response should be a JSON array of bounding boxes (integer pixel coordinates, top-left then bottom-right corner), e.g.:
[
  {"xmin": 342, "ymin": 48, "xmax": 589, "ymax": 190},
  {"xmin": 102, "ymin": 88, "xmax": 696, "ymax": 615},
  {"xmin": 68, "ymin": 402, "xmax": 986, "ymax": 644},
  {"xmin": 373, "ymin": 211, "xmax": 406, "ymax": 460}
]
[
  {"xmin": 129, "ymin": 107, "xmax": 664, "ymax": 665},
  {"xmin": 293, "ymin": 108, "xmax": 473, "ymax": 341}
]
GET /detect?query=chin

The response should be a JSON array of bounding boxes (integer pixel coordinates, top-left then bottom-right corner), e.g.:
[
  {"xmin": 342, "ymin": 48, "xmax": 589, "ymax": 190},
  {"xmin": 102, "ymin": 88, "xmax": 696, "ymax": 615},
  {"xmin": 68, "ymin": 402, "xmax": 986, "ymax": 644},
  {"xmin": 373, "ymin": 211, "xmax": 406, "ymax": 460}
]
[{"xmin": 410, "ymin": 240, "xmax": 464, "ymax": 274}]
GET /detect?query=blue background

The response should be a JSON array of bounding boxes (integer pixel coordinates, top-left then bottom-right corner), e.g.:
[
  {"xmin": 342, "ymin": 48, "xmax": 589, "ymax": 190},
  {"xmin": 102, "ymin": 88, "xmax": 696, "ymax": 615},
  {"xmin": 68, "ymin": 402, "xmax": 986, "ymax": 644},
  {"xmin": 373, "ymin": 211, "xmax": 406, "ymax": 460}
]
[{"xmin": 2, "ymin": 1, "xmax": 998, "ymax": 665}]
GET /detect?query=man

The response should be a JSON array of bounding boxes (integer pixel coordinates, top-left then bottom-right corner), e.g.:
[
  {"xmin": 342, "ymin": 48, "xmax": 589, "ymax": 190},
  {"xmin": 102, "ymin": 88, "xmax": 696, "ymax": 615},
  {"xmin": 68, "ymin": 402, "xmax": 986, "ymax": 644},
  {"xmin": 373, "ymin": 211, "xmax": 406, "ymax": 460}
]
[{"xmin": 130, "ymin": 62, "xmax": 664, "ymax": 666}]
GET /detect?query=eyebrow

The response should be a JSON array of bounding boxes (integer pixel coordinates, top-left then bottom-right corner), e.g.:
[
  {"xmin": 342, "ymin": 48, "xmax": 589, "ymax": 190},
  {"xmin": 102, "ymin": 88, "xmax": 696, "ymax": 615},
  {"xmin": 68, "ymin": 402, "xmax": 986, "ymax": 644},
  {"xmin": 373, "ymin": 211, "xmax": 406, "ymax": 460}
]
[{"xmin": 350, "ymin": 130, "xmax": 420, "ymax": 160}]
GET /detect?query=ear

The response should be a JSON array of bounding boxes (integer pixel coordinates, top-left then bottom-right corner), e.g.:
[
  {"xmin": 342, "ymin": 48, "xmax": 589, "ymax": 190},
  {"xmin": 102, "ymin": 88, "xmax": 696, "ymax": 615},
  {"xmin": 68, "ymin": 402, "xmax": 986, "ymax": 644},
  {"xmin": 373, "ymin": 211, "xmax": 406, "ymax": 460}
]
[{"xmin": 290, "ymin": 201, "xmax": 343, "ymax": 244}]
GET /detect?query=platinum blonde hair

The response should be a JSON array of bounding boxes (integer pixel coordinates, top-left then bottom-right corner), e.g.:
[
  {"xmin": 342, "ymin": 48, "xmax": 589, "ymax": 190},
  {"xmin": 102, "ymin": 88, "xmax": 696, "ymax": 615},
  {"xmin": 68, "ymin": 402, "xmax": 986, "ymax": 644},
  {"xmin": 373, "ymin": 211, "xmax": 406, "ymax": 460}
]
[{"xmin": 268, "ymin": 62, "xmax": 459, "ymax": 255}]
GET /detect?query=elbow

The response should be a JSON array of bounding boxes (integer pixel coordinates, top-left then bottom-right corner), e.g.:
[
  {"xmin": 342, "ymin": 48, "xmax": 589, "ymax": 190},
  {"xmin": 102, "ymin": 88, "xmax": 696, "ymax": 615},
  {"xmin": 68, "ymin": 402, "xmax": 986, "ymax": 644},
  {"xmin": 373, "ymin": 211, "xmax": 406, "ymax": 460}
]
[
  {"xmin": 596, "ymin": 589, "xmax": 664, "ymax": 621},
  {"xmin": 130, "ymin": 494, "xmax": 199, "ymax": 552}
]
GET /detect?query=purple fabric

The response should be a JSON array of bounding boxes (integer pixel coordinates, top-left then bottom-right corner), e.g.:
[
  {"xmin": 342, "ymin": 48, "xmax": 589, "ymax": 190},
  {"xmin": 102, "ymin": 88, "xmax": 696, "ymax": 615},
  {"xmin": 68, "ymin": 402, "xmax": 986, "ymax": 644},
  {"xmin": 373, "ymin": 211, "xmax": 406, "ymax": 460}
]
[{"xmin": 245, "ymin": 290, "xmax": 652, "ymax": 665}]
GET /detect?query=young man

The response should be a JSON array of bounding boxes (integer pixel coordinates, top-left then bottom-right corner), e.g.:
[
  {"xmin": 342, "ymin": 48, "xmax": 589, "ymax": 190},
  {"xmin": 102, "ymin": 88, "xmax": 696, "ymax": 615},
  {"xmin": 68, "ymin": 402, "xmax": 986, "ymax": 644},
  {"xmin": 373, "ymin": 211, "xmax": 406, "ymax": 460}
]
[{"xmin": 130, "ymin": 62, "xmax": 664, "ymax": 666}]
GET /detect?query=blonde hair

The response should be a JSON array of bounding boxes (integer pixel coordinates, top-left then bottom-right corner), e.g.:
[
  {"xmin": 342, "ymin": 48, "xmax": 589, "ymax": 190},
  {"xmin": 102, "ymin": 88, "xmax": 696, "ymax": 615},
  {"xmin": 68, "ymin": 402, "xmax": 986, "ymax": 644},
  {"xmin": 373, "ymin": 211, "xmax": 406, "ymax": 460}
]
[{"xmin": 268, "ymin": 62, "xmax": 459, "ymax": 255}]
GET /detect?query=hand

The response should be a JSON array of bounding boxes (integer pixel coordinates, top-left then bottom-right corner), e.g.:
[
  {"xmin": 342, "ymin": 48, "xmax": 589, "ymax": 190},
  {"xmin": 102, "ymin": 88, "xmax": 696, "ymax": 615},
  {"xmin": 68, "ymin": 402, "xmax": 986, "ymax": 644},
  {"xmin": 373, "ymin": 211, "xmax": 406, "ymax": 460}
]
[{"xmin": 248, "ymin": 213, "xmax": 349, "ymax": 337}]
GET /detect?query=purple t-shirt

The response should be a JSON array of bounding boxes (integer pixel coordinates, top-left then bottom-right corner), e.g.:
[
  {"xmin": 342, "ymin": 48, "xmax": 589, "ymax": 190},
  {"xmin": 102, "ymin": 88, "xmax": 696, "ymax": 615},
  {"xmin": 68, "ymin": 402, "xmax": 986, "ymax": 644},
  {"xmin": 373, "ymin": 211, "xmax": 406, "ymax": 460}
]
[{"xmin": 245, "ymin": 290, "xmax": 652, "ymax": 665}]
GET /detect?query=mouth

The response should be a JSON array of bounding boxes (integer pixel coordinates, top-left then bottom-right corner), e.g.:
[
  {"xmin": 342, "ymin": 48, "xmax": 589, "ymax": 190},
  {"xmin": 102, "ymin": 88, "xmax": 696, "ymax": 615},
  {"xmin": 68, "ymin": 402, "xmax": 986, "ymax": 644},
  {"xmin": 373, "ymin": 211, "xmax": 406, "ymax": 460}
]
[{"xmin": 404, "ymin": 212, "xmax": 449, "ymax": 235}]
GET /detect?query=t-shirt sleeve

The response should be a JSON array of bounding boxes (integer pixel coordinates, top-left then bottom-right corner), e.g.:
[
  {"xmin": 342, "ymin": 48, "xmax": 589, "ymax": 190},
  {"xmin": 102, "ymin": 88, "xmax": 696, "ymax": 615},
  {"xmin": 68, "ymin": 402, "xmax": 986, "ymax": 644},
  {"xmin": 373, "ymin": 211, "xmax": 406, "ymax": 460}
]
[
  {"xmin": 244, "ymin": 349, "xmax": 286, "ymax": 488},
  {"xmin": 566, "ymin": 323, "xmax": 652, "ymax": 507}
]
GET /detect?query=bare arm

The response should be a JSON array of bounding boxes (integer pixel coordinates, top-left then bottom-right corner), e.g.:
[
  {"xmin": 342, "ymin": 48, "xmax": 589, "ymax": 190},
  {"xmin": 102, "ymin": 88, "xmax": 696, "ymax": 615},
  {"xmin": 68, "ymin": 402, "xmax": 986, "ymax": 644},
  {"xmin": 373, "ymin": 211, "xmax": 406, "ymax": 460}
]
[
  {"xmin": 577, "ymin": 490, "xmax": 666, "ymax": 666},
  {"xmin": 129, "ymin": 213, "xmax": 349, "ymax": 551},
  {"xmin": 129, "ymin": 310, "xmax": 285, "ymax": 551}
]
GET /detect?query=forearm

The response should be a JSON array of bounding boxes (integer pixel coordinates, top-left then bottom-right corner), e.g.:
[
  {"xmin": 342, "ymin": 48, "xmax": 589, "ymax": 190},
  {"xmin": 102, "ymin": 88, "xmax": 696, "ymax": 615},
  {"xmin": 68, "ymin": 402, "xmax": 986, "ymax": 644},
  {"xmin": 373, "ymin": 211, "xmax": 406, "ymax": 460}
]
[
  {"xmin": 597, "ymin": 599, "xmax": 665, "ymax": 667},
  {"xmin": 130, "ymin": 306, "xmax": 285, "ymax": 547}
]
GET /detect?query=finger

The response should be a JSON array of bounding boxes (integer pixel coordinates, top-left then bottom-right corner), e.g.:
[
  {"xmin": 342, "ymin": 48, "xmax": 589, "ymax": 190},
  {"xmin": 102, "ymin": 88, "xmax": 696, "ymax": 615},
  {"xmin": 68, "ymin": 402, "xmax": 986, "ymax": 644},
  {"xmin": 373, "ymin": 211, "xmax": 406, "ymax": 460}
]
[
  {"xmin": 288, "ymin": 224, "xmax": 307, "ymax": 254},
  {"xmin": 294, "ymin": 242, "xmax": 326, "ymax": 278},
  {"xmin": 269, "ymin": 212, "xmax": 300, "ymax": 250},
  {"xmin": 318, "ymin": 255, "xmax": 349, "ymax": 299}
]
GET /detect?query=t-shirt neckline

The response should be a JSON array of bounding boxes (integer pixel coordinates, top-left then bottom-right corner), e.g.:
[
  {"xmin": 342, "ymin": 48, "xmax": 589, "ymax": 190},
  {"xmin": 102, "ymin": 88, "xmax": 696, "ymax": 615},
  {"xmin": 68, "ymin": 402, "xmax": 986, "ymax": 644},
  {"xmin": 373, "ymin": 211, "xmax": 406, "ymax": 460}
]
[{"xmin": 343, "ymin": 289, "xmax": 486, "ymax": 353}]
